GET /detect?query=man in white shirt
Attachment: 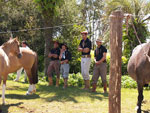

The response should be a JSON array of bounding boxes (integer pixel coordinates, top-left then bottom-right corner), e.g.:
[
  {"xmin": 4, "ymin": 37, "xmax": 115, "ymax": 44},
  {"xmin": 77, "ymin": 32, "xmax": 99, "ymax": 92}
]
[{"xmin": 14, "ymin": 41, "xmax": 30, "ymax": 82}]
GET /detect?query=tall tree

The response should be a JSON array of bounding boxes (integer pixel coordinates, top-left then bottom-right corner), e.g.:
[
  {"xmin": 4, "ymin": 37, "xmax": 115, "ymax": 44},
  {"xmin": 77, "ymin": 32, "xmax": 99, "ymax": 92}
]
[
  {"xmin": 80, "ymin": 0, "xmax": 105, "ymax": 49},
  {"xmin": 34, "ymin": 0, "xmax": 64, "ymax": 74}
]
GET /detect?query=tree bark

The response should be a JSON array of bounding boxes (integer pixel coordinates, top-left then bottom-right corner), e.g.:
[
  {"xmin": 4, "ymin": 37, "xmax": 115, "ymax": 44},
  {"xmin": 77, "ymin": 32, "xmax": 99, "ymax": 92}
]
[
  {"xmin": 44, "ymin": 18, "xmax": 53, "ymax": 75},
  {"xmin": 109, "ymin": 10, "xmax": 124, "ymax": 113}
]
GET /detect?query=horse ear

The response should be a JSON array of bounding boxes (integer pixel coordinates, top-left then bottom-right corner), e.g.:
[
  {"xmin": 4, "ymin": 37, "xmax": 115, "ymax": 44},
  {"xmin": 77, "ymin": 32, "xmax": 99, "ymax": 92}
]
[
  {"xmin": 14, "ymin": 37, "xmax": 18, "ymax": 41},
  {"xmin": 13, "ymin": 37, "xmax": 19, "ymax": 43},
  {"xmin": 9, "ymin": 37, "xmax": 13, "ymax": 40},
  {"xmin": 14, "ymin": 37, "xmax": 20, "ymax": 45},
  {"xmin": 15, "ymin": 37, "xmax": 18, "ymax": 40}
]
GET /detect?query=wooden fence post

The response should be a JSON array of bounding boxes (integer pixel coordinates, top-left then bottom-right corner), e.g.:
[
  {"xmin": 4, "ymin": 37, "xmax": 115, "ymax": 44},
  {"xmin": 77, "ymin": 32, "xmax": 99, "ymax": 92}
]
[{"xmin": 109, "ymin": 10, "xmax": 124, "ymax": 113}]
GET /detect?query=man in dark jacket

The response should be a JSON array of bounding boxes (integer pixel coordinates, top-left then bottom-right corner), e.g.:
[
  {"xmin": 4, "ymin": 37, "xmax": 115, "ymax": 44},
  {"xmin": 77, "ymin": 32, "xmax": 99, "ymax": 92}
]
[
  {"xmin": 78, "ymin": 31, "xmax": 92, "ymax": 90},
  {"xmin": 92, "ymin": 38, "xmax": 107, "ymax": 93},
  {"xmin": 47, "ymin": 41, "xmax": 60, "ymax": 87}
]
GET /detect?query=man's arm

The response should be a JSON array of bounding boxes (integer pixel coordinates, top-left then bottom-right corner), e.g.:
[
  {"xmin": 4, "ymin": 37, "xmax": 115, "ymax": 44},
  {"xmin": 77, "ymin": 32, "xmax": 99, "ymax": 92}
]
[
  {"xmin": 82, "ymin": 40, "xmax": 91, "ymax": 53},
  {"xmin": 48, "ymin": 53, "xmax": 59, "ymax": 58},
  {"xmin": 48, "ymin": 53, "xmax": 52, "ymax": 58},
  {"xmin": 82, "ymin": 48, "xmax": 90, "ymax": 53},
  {"xmin": 53, "ymin": 54, "xmax": 59, "ymax": 58},
  {"xmin": 78, "ymin": 46, "xmax": 83, "ymax": 52},
  {"xmin": 96, "ymin": 52, "xmax": 107, "ymax": 65}
]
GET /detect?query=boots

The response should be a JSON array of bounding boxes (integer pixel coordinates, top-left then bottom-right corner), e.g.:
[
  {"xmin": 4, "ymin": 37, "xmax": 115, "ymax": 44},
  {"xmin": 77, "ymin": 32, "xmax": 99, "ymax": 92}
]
[
  {"xmin": 86, "ymin": 80, "xmax": 90, "ymax": 89},
  {"xmin": 63, "ymin": 78, "xmax": 68, "ymax": 89},
  {"xmin": 83, "ymin": 80, "xmax": 90, "ymax": 90},
  {"xmin": 83, "ymin": 80, "xmax": 86, "ymax": 89},
  {"xmin": 56, "ymin": 78, "xmax": 59, "ymax": 87},
  {"xmin": 91, "ymin": 83, "xmax": 97, "ymax": 92},
  {"xmin": 48, "ymin": 77, "xmax": 53, "ymax": 86},
  {"xmin": 103, "ymin": 83, "xmax": 107, "ymax": 93}
]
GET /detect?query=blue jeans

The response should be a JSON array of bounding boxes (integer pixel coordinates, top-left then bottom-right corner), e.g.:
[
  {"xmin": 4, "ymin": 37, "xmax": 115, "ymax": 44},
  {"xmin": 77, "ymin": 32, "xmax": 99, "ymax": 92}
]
[{"xmin": 60, "ymin": 64, "xmax": 70, "ymax": 79}]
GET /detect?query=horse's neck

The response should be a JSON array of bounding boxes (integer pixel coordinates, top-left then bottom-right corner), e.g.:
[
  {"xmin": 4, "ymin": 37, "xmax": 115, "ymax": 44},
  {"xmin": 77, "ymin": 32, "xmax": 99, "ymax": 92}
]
[
  {"xmin": 1, "ymin": 46, "xmax": 10, "ymax": 56},
  {"xmin": 0, "ymin": 48, "xmax": 10, "ymax": 67}
]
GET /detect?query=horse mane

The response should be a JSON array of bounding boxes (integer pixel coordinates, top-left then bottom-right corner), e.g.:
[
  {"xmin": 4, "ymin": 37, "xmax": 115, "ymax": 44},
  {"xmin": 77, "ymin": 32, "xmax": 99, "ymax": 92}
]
[{"xmin": 2, "ymin": 38, "xmax": 19, "ymax": 48}]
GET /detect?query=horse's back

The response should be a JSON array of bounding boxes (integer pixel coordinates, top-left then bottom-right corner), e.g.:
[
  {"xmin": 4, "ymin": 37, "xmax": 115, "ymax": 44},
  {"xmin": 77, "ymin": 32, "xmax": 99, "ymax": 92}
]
[
  {"xmin": 128, "ymin": 43, "xmax": 150, "ymax": 83},
  {"xmin": 19, "ymin": 47, "xmax": 36, "ymax": 69}
]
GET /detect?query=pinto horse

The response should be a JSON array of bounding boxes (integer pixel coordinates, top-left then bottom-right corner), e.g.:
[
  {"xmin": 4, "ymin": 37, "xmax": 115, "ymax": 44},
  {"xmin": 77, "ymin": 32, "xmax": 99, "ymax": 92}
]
[
  {"xmin": 128, "ymin": 43, "xmax": 150, "ymax": 113},
  {"xmin": 0, "ymin": 38, "xmax": 38, "ymax": 104}
]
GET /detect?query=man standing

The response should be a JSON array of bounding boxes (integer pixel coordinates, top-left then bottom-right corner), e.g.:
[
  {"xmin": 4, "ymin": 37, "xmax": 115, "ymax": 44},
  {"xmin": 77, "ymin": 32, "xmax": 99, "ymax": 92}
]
[
  {"xmin": 59, "ymin": 43, "xmax": 71, "ymax": 89},
  {"xmin": 47, "ymin": 41, "xmax": 60, "ymax": 87},
  {"xmin": 91, "ymin": 38, "xmax": 107, "ymax": 93},
  {"xmin": 78, "ymin": 31, "xmax": 91, "ymax": 90},
  {"xmin": 14, "ymin": 41, "xmax": 30, "ymax": 82}
]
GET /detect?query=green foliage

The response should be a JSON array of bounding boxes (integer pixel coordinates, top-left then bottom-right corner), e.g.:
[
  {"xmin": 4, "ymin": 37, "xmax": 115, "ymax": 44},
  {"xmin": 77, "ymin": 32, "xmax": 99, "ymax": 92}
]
[
  {"xmin": 121, "ymin": 75, "xmax": 137, "ymax": 88},
  {"xmin": 34, "ymin": 0, "xmax": 64, "ymax": 17},
  {"xmin": 123, "ymin": 19, "xmax": 149, "ymax": 58},
  {"xmin": 8, "ymin": 73, "xmax": 148, "ymax": 89},
  {"xmin": 105, "ymin": 0, "xmax": 150, "ymax": 58}
]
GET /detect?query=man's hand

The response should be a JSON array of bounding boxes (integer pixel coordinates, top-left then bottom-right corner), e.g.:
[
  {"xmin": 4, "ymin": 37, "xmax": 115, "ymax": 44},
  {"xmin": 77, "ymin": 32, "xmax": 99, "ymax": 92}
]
[
  {"xmin": 53, "ymin": 54, "xmax": 58, "ymax": 58},
  {"xmin": 60, "ymin": 49, "xmax": 64, "ymax": 53},
  {"xmin": 48, "ymin": 53, "xmax": 53, "ymax": 58},
  {"xmin": 78, "ymin": 47, "xmax": 83, "ymax": 52},
  {"xmin": 61, "ymin": 60, "xmax": 68, "ymax": 64},
  {"xmin": 61, "ymin": 61, "xmax": 64, "ymax": 64},
  {"xmin": 83, "ymin": 48, "xmax": 90, "ymax": 53},
  {"xmin": 95, "ymin": 61, "xmax": 101, "ymax": 65}
]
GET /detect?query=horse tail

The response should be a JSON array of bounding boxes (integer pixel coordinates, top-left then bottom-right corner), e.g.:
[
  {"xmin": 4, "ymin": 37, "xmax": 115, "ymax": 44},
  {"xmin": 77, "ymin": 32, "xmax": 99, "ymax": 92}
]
[{"xmin": 31, "ymin": 52, "xmax": 38, "ymax": 84}]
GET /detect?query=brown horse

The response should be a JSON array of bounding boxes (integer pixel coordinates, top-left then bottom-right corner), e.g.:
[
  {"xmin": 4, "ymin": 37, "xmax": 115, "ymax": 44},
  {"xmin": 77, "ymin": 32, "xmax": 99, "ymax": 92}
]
[
  {"xmin": 127, "ymin": 43, "xmax": 150, "ymax": 113},
  {"xmin": 0, "ymin": 38, "xmax": 38, "ymax": 104}
]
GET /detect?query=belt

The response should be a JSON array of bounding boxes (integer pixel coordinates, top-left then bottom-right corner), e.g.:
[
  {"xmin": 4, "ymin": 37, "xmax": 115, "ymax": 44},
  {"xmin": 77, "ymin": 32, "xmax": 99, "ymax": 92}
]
[{"xmin": 82, "ymin": 55, "xmax": 91, "ymax": 58}]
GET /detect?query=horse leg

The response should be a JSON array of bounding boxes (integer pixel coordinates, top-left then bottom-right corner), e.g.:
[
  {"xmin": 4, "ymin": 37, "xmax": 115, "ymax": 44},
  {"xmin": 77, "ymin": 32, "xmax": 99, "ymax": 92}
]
[
  {"xmin": 25, "ymin": 69, "xmax": 34, "ymax": 95},
  {"xmin": 14, "ymin": 68, "xmax": 23, "ymax": 82},
  {"xmin": 24, "ymin": 70, "xmax": 27, "ymax": 82},
  {"xmin": 2, "ymin": 76, "xmax": 7, "ymax": 105},
  {"xmin": 136, "ymin": 83, "xmax": 144, "ymax": 113}
]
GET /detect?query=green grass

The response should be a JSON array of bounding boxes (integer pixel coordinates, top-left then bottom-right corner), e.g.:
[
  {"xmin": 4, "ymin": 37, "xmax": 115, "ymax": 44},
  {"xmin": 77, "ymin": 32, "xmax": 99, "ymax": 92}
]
[{"xmin": 0, "ymin": 80, "xmax": 150, "ymax": 113}]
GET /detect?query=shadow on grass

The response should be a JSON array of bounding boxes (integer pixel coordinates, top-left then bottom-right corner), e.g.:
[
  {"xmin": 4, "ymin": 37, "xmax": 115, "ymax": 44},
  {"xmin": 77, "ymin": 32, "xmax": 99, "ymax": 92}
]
[
  {"xmin": 0, "ymin": 102, "xmax": 23, "ymax": 113},
  {"xmin": 4, "ymin": 81, "xmax": 108, "ymax": 104},
  {"xmin": 142, "ymin": 110, "xmax": 150, "ymax": 113},
  {"xmin": 5, "ymin": 94, "xmax": 40, "ymax": 100},
  {"xmin": 37, "ymin": 84, "xmax": 108, "ymax": 103}
]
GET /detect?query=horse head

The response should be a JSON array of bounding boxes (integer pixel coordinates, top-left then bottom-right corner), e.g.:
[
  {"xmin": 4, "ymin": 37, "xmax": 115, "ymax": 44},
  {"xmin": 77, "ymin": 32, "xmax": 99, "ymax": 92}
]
[{"xmin": 3, "ymin": 37, "xmax": 22, "ymax": 58}]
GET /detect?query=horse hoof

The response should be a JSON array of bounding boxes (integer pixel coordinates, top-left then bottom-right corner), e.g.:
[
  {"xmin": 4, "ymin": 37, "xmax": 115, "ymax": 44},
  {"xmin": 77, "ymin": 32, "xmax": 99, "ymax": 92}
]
[
  {"xmin": 14, "ymin": 79, "xmax": 19, "ymax": 82},
  {"xmin": 32, "ymin": 90, "xmax": 36, "ymax": 94},
  {"xmin": 135, "ymin": 106, "xmax": 139, "ymax": 111},
  {"xmin": 26, "ymin": 91, "xmax": 33, "ymax": 95},
  {"xmin": 2, "ymin": 102, "xmax": 5, "ymax": 105}
]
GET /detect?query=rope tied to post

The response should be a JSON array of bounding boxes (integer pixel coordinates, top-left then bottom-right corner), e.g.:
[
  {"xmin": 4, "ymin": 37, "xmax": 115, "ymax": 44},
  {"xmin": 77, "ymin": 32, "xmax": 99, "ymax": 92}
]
[{"xmin": 124, "ymin": 14, "xmax": 150, "ymax": 62}]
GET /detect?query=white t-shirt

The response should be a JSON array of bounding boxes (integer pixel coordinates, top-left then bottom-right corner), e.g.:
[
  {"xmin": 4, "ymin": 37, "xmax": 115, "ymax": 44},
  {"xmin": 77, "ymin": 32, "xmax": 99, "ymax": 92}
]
[{"xmin": 25, "ymin": 46, "xmax": 30, "ymax": 50}]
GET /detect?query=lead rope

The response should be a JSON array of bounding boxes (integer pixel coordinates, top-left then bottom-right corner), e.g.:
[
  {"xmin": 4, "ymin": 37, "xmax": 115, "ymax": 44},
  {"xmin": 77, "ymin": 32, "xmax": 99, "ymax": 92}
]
[{"xmin": 125, "ymin": 14, "xmax": 150, "ymax": 62}]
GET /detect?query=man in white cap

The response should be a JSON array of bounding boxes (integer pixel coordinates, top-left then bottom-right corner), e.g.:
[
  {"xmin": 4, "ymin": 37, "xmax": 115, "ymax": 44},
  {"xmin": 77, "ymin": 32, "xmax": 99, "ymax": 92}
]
[
  {"xmin": 78, "ymin": 31, "xmax": 91, "ymax": 90},
  {"xmin": 91, "ymin": 38, "xmax": 107, "ymax": 93}
]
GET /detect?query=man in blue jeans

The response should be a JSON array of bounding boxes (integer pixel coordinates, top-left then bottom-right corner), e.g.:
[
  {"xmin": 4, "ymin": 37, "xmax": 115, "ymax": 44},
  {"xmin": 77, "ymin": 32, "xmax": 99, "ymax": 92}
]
[{"xmin": 59, "ymin": 43, "xmax": 71, "ymax": 89}]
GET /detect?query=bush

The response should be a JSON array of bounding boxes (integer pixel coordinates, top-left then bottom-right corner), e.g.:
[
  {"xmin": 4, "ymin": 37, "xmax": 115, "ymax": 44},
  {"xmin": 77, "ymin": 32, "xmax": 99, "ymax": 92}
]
[
  {"xmin": 8, "ymin": 72, "xmax": 149, "ymax": 89},
  {"xmin": 121, "ymin": 75, "xmax": 137, "ymax": 88},
  {"xmin": 106, "ymin": 53, "xmax": 128, "ymax": 75}
]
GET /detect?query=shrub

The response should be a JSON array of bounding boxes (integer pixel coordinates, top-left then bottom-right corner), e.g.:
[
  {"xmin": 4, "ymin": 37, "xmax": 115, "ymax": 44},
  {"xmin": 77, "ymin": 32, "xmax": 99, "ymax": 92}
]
[
  {"xmin": 121, "ymin": 75, "xmax": 137, "ymax": 88},
  {"xmin": 106, "ymin": 53, "xmax": 129, "ymax": 75},
  {"xmin": 8, "ymin": 72, "xmax": 149, "ymax": 89}
]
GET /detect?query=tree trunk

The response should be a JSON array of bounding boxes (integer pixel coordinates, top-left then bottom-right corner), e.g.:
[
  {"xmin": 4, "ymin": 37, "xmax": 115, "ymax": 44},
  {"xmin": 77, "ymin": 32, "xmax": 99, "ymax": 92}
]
[
  {"xmin": 109, "ymin": 10, "xmax": 124, "ymax": 113},
  {"xmin": 44, "ymin": 19, "xmax": 53, "ymax": 75}
]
